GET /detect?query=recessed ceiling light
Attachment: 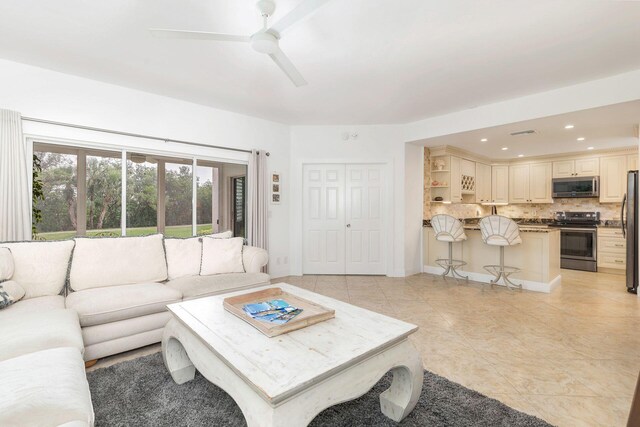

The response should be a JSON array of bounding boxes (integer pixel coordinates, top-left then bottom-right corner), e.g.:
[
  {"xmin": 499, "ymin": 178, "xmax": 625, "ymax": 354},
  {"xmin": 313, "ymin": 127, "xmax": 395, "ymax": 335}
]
[
  {"xmin": 577, "ymin": 137, "xmax": 585, "ymax": 141},
  {"xmin": 587, "ymin": 146, "xmax": 594, "ymax": 150},
  {"xmin": 564, "ymin": 124, "xmax": 575, "ymax": 129},
  {"xmin": 480, "ymin": 138, "xmax": 488, "ymax": 142},
  {"xmin": 518, "ymin": 154, "xmax": 524, "ymax": 158},
  {"xmin": 501, "ymin": 147, "xmax": 508, "ymax": 151}
]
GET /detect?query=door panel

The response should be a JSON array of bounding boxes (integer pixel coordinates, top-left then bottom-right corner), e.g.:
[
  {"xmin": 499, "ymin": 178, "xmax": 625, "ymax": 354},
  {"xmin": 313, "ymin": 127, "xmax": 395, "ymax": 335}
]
[
  {"xmin": 345, "ymin": 164, "xmax": 385, "ymax": 275},
  {"xmin": 509, "ymin": 164, "xmax": 530, "ymax": 203},
  {"xmin": 529, "ymin": 163, "xmax": 552, "ymax": 203},
  {"xmin": 303, "ymin": 165, "xmax": 346, "ymax": 274},
  {"xmin": 491, "ymin": 165, "xmax": 509, "ymax": 203}
]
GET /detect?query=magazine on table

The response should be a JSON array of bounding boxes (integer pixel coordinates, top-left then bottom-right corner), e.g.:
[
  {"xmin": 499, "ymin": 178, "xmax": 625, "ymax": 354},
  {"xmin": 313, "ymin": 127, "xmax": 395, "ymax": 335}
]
[{"xmin": 243, "ymin": 299, "xmax": 303, "ymax": 325}]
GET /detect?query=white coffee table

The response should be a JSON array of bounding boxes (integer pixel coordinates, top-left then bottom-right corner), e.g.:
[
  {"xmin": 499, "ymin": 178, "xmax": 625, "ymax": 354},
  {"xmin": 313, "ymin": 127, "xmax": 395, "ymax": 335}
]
[{"xmin": 162, "ymin": 283, "xmax": 423, "ymax": 427}]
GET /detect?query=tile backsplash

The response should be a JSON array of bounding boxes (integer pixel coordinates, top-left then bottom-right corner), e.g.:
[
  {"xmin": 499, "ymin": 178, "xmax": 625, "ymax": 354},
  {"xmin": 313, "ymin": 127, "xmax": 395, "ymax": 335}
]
[{"xmin": 423, "ymin": 148, "xmax": 623, "ymax": 221}]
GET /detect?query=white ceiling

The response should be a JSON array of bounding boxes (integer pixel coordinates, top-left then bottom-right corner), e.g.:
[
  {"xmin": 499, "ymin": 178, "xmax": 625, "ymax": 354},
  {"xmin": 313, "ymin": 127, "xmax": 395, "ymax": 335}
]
[
  {"xmin": 417, "ymin": 100, "xmax": 640, "ymax": 159},
  {"xmin": 0, "ymin": 0, "xmax": 639, "ymax": 124}
]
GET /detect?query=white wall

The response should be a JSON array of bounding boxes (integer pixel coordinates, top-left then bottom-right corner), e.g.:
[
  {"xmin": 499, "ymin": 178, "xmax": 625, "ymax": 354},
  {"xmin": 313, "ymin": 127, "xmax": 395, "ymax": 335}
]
[
  {"xmin": 0, "ymin": 59, "xmax": 291, "ymax": 277},
  {"xmin": 289, "ymin": 125, "xmax": 419, "ymax": 276},
  {"xmin": 405, "ymin": 68, "xmax": 640, "ymax": 142},
  {"xmin": 404, "ymin": 143, "xmax": 424, "ymax": 275}
]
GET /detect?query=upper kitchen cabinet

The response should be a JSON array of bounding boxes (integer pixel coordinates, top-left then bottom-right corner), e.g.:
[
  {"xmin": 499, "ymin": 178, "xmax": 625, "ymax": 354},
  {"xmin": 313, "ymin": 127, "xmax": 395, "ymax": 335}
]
[
  {"xmin": 476, "ymin": 163, "xmax": 492, "ymax": 203},
  {"xmin": 600, "ymin": 155, "xmax": 627, "ymax": 203},
  {"xmin": 460, "ymin": 159, "xmax": 476, "ymax": 203},
  {"xmin": 628, "ymin": 154, "xmax": 638, "ymax": 171},
  {"xmin": 552, "ymin": 158, "xmax": 599, "ymax": 178},
  {"xmin": 530, "ymin": 163, "xmax": 553, "ymax": 203},
  {"xmin": 491, "ymin": 165, "xmax": 509, "ymax": 204},
  {"xmin": 509, "ymin": 164, "xmax": 530, "ymax": 203},
  {"xmin": 509, "ymin": 162, "xmax": 552, "ymax": 204}
]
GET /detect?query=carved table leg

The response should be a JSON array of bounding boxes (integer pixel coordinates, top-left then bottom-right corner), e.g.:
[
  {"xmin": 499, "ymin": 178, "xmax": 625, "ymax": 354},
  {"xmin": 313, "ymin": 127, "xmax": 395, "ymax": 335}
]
[
  {"xmin": 162, "ymin": 319, "xmax": 196, "ymax": 384},
  {"xmin": 379, "ymin": 348, "xmax": 423, "ymax": 422}
]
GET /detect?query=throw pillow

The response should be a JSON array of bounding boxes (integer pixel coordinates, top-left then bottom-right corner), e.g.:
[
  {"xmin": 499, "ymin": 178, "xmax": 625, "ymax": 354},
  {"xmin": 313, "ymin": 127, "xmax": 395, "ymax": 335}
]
[
  {"xmin": 206, "ymin": 230, "xmax": 233, "ymax": 239},
  {"xmin": 0, "ymin": 281, "xmax": 25, "ymax": 310},
  {"xmin": 164, "ymin": 237, "xmax": 202, "ymax": 280},
  {"xmin": 200, "ymin": 237, "xmax": 245, "ymax": 275},
  {"xmin": 0, "ymin": 248, "xmax": 14, "ymax": 281}
]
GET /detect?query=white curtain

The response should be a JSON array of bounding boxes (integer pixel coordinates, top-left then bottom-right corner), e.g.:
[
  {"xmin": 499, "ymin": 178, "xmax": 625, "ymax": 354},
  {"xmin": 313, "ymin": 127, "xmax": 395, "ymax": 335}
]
[
  {"xmin": 247, "ymin": 150, "xmax": 269, "ymax": 269},
  {"xmin": 0, "ymin": 109, "xmax": 30, "ymax": 242}
]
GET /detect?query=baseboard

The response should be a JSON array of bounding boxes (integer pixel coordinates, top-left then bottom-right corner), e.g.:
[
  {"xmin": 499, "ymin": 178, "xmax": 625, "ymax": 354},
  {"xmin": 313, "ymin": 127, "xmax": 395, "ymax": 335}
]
[{"xmin": 423, "ymin": 265, "xmax": 561, "ymax": 293}]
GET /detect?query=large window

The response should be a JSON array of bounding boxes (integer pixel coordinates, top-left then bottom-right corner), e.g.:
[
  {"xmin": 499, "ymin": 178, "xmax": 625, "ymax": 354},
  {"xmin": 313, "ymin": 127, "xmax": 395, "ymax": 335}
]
[
  {"xmin": 86, "ymin": 151, "xmax": 122, "ymax": 237},
  {"xmin": 33, "ymin": 142, "xmax": 247, "ymax": 240},
  {"xmin": 33, "ymin": 147, "xmax": 78, "ymax": 240}
]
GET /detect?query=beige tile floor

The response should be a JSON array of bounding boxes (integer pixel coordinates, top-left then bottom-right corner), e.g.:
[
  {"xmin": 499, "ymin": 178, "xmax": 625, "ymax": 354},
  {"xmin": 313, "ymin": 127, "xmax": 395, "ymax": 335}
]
[{"xmin": 90, "ymin": 269, "xmax": 639, "ymax": 426}]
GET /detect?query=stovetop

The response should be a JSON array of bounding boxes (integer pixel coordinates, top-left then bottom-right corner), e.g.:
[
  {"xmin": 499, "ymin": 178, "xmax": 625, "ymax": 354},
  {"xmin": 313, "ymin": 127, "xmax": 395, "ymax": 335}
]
[{"xmin": 550, "ymin": 211, "xmax": 600, "ymax": 228}]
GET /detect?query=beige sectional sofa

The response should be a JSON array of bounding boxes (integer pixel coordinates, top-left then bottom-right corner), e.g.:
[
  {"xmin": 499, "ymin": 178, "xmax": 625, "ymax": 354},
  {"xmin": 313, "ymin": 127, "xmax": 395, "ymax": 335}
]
[{"xmin": 0, "ymin": 233, "xmax": 269, "ymax": 427}]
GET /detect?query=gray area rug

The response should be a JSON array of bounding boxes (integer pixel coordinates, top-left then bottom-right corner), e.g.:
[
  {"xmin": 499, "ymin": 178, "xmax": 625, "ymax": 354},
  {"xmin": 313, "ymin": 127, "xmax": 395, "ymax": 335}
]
[{"xmin": 87, "ymin": 352, "xmax": 552, "ymax": 426}]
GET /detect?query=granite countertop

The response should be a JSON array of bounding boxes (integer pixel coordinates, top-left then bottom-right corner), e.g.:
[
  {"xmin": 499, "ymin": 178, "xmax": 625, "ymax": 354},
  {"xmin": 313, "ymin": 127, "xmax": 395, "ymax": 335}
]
[{"xmin": 422, "ymin": 218, "xmax": 558, "ymax": 233}]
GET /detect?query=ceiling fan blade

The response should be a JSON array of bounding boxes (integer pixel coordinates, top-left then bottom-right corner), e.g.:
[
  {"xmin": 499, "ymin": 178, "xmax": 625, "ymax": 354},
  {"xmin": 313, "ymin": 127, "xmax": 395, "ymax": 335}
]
[
  {"xmin": 268, "ymin": 0, "xmax": 331, "ymax": 36},
  {"xmin": 149, "ymin": 29, "xmax": 250, "ymax": 42},
  {"xmin": 268, "ymin": 48, "xmax": 307, "ymax": 87}
]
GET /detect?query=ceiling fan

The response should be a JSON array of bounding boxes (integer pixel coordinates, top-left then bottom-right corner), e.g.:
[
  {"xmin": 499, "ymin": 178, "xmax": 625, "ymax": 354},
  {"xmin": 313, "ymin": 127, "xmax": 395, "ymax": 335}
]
[{"xmin": 149, "ymin": 0, "xmax": 331, "ymax": 87}]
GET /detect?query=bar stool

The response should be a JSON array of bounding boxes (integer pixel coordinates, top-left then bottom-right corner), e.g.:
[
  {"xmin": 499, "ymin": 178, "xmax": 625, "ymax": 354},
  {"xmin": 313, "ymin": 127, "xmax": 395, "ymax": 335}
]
[
  {"xmin": 479, "ymin": 215, "xmax": 522, "ymax": 291},
  {"xmin": 431, "ymin": 214, "xmax": 468, "ymax": 282}
]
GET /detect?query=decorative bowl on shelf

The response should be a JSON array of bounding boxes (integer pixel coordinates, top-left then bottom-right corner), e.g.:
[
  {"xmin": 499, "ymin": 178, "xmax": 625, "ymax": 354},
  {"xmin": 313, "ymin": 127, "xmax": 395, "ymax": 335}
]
[{"xmin": 434, "ymin": 196, "xmax": 443, "ymax": 201}]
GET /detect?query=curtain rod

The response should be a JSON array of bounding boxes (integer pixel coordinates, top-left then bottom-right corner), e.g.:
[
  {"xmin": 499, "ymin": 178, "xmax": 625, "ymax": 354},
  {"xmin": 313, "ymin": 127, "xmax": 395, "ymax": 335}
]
[{"xmin": 21, "ymin": 116, "xmax": 269, "ymax": 156}]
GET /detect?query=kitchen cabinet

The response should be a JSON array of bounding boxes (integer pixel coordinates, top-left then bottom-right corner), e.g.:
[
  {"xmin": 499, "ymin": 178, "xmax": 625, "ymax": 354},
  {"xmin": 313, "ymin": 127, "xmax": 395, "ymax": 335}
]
[
  {"xmin": 450, "ymin": 156, "xmax": 461, "ymax": 203},
  {"xmin": 628, "ymin": 154, "xmax": 638, "ymax": 171},
  {"xmin": 509, "ymin": 163, "xmax": 552, "ymax": 203},
  {"xmin": 597, "ymin": 228, "xmax": 626, "ymax": 274},
  {"xmin": 552, "ymin": 158, "xmax": 599, "ymax": 178},
  {"xmin": 475, "ymin": 163, "xmax": 492, "ymax": 203},
  {"xmin": 491, "ymin": 165, "xmax": 509, "ymax": 204},
  {"xmin": 509, "ymin": 164, "xmax": 530, "ymax": 203},
  {"xmin": 600, "ymin": 155, "xmax": 626, "ymax": 203},
  {"xmin": 529, "ymin": 163, "xmax": 553, "ymax": 203}
]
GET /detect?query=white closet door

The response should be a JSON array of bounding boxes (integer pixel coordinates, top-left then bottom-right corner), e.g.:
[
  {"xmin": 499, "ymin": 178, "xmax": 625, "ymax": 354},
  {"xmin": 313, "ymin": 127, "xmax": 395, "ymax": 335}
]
[
  {"xmin": 345, "ymin": 165, "xmax": 385, "ymax": 275},
  {"xmin": 303, "ymin": 164, "xmax": 346, "ymax": 274}
]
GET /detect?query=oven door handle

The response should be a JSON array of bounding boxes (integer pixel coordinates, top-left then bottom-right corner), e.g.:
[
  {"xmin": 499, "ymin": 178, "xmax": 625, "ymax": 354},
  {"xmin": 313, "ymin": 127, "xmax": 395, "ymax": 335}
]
[{"xmin": 559, "ymin": 228, "xmax": 598, "ymax": 232}]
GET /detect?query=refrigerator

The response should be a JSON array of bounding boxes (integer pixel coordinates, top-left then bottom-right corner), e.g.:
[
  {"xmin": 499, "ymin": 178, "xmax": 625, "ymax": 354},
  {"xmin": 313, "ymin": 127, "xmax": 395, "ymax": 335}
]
[{"xmin": 623, "ymin": 170, "xmax": 639, "ymax": 293}]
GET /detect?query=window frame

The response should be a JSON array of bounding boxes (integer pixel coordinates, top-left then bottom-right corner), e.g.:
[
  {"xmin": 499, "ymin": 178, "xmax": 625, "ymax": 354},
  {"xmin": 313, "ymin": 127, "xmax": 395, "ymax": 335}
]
[{"xmin": 29, "ymin": 136, "xmax": 248, "ymax": 238}]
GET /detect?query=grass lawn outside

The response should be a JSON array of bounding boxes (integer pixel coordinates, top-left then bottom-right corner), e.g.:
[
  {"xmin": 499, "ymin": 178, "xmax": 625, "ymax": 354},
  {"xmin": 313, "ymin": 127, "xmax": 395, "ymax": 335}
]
[{"xmin": 36, "ymin": 224, "xmax": 214, "ymax": 240}]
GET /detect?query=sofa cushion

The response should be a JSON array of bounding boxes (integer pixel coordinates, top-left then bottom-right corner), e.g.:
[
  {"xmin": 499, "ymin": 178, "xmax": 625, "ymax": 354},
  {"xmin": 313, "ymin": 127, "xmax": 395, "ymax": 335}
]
[
  {"xmin": 0, "ymin": 308, "xmax": 84, "ymax": 362},
  {"xmin": 70, "ymin": 234, "xmax": 168, "ymax": 291},
  {"xmin": 0, "ymin": 347, "xmax": 94, "ymax": 427},
  {"xmin": 0, "ymin": 295, "xmax": 65, "ymax": 322},
  {"xmin": 166, "ymin": 272, "xmax": 270, "ymax": 300},
  {"xmin": 200, "ymin": 237, "xmax": 245, "ymax": 275},
  {"xmin": 164, "ymin": 236, "xmax": 201, "ymax": 280},
  {"xmin": 65, "ymin": 282, "xmax": 182, "ymax": 326},
  {"xmin": 0, "ymin": 247, "xmax": 14, "ymax": 280},
  {"xmin": 0, "ymin": 240, "xmax": 75, "ymax": 298},
  {"xmin": 0, "ymin": 280, "xmax": 25, "ymax": 309}
]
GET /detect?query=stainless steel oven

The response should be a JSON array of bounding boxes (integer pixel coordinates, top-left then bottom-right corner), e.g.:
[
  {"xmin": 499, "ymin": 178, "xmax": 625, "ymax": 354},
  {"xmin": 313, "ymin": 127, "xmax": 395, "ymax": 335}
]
[
  {"xmin": 550, "ymin": 211, "xmax": 599, "ymax": 272},
  {"xmin": 552, "ymin": 176, "xmax": 599, "ymax": 198},
  {"xmin": 558, "ymin": 227, "xmax": 597, "ymax": 272}
]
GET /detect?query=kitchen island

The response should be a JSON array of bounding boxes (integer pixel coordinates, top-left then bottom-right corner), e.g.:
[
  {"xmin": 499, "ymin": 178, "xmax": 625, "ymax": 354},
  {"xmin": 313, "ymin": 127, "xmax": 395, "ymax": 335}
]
[{"xmin": 423, "ymin": 223, "xmax": 561, "ymax": 293}]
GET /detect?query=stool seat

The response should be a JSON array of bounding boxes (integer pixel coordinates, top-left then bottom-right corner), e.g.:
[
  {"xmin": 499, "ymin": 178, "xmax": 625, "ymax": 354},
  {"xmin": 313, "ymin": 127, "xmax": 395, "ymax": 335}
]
[
  {"xmin": 431, "ymin": 214, "xmax": 468, "ymax": 282},
  {"xmin": 479, "ymin": 215, "xmax": 522, "ymax": 290}
]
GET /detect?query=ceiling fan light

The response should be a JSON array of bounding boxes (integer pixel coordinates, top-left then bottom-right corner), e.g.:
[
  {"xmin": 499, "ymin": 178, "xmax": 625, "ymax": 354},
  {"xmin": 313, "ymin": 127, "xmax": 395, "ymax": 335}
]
[{"xmin": 250, "ymin": 32, "xmax": 279, "ymax": 54}]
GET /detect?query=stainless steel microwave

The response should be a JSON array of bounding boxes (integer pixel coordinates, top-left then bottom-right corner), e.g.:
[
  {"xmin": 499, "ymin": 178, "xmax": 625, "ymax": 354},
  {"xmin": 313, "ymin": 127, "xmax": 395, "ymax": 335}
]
[{"xmin": 552, "ymin": 176, "xmax": 599, "ymax": 198}]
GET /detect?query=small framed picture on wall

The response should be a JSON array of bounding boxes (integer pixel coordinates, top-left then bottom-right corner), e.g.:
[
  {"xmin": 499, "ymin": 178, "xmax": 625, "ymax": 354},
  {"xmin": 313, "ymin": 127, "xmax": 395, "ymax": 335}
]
[{"xmin": 271, "ymin": 172, "xmax": 281, "ymax": 204}]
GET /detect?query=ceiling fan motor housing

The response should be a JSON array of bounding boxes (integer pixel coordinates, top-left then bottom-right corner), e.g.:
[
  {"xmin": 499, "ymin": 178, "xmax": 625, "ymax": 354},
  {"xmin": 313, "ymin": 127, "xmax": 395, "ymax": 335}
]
[
  {"xmin": 251, "ymin": 31, "xmax": 278, "ymax": 54},
  {"xmin": 256, "ymin": 0, "xmax": 276, "ymax": 17}
]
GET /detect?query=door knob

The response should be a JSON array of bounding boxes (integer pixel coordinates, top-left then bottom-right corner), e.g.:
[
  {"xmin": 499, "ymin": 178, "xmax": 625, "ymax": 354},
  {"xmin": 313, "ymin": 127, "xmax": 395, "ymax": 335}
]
[{"xmin": 346, "ymin": 224, "xmax": 351, "ymax": 228}]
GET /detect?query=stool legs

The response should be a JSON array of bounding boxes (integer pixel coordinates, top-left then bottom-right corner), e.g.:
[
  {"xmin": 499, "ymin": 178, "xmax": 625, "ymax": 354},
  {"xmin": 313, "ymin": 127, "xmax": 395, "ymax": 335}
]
[
  {"xmin": 484, "ymin": 247, "xmax": 522, "ymax": 291},
  {"xmin": 436, "ymin": 242, "xmax": 468, "ymax": 283}
]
